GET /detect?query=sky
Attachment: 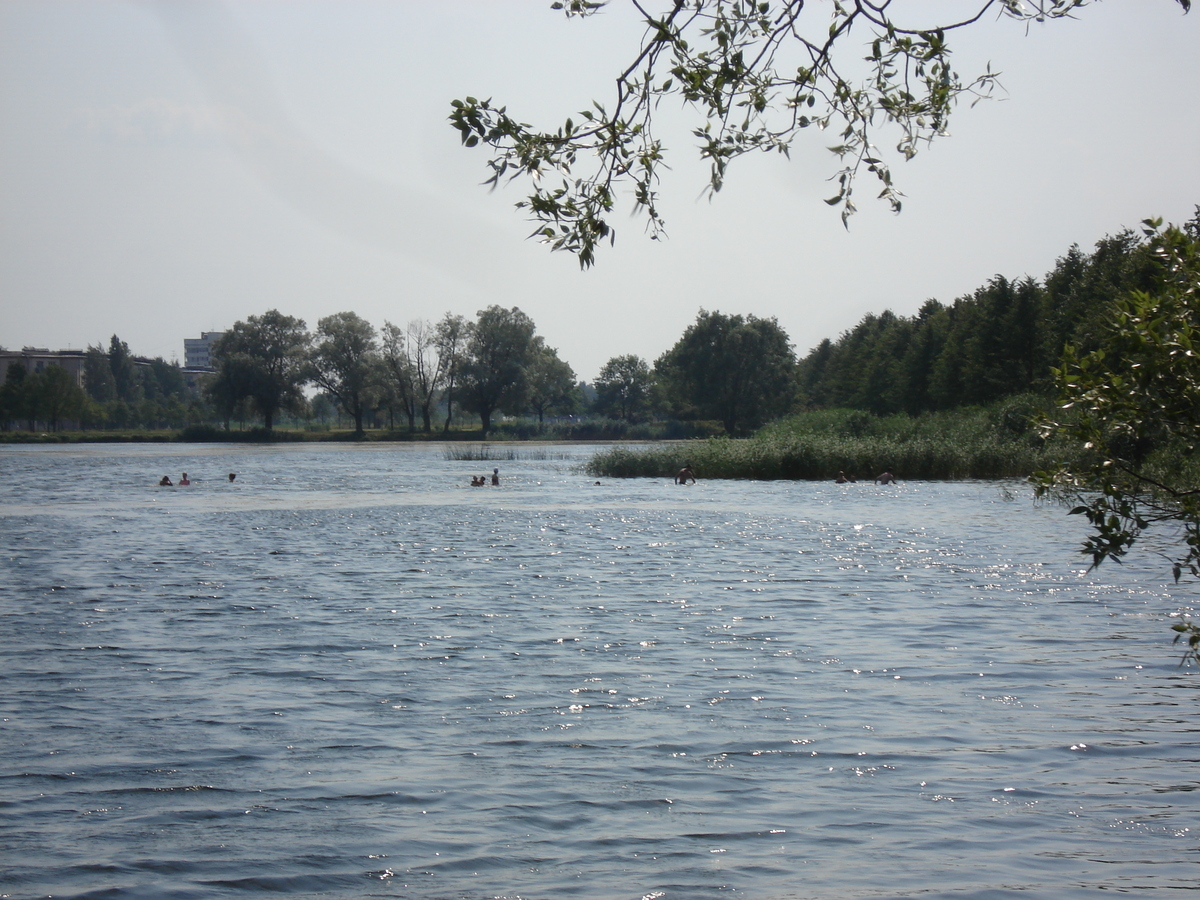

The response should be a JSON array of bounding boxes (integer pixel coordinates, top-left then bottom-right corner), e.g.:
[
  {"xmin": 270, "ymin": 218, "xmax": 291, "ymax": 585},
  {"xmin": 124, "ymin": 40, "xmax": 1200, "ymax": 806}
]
[{"xmin": 1, "ymin": 1, "xmax": 1198, "ymax": 383}]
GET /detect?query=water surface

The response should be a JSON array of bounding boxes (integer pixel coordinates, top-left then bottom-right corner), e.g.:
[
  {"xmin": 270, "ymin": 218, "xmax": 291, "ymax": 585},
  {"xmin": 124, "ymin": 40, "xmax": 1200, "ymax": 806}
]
[{"xmin": 1, "ymin": 443, "xmax": 1197, "ymax": 899}]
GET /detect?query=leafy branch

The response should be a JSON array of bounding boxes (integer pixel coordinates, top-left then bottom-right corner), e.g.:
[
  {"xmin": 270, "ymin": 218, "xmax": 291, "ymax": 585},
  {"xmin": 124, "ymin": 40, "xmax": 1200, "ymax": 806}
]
[
  {"xmin": 450, "ymin": 1, "xmax": 1189, "ymax": 267},
  {"xmin": 1033, "ymin": 214, "xmax": 1200, "ymax": 665}
]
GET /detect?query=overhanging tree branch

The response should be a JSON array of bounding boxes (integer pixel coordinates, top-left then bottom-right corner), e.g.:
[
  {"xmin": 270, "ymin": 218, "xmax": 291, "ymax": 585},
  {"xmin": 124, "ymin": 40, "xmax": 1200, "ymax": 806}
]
[{"xmin": 450, "ymin": 0, "xmax": 1190, "ymax": 268}]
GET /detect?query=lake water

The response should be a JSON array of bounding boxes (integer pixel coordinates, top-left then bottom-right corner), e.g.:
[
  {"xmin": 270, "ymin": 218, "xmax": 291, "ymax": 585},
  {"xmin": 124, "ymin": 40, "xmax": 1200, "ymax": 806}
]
[{"xmin": 1, "ymin": 442, "xmax": 1197, "ymax": 900}]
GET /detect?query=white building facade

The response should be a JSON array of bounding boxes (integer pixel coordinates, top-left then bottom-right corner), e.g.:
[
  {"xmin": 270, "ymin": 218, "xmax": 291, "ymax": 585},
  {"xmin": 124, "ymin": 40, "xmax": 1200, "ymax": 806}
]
[{"xmin": 183, "ymin": 332, "xmax": 225, "ymax": 371}]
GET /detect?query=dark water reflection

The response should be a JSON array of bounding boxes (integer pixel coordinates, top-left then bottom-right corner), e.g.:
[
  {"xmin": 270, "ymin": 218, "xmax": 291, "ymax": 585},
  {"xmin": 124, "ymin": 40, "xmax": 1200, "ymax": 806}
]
[{"xmin": 1, "ymin": 443, "xmax": 1197, "ymax": 899}]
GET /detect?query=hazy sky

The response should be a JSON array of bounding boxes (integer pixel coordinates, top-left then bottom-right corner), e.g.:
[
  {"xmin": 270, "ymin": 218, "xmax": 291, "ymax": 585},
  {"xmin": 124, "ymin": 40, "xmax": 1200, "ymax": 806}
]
[{"xmin": 2, "ymin": 1, "xmax": 1197, "ymax": 381}]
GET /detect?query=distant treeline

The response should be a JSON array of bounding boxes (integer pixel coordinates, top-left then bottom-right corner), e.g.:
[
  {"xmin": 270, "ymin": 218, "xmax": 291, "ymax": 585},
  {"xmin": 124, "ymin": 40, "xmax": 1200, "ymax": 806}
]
[
  {"xmin": 588, "ymin": 211, "xmax": 1200, "ymax": 480},
  {"xmin": 6, "ymin": 211, "xmax": 1197, "ymax": 441},
  {"xmin": 0, "ymin": 337, "xmax": 203, "ymax": 433},
  {"xmin": 796, "ymin": 225, "xmax": 1170, "ymax": 414}
]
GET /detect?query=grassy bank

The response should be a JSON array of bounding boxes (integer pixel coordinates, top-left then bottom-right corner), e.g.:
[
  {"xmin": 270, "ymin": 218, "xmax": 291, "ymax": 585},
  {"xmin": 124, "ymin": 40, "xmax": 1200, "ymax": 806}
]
[{"xmin": 586, "ymin": 403, "xmax": 1084, "ymax": 481}]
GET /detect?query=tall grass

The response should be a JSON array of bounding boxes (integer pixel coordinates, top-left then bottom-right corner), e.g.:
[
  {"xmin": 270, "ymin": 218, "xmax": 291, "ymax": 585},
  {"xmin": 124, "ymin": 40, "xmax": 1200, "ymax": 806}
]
[
  {"xmin": 586, "ymin": 402, "xmax": 1086, "ymax": 480},
  {"xmin": 442, "ymin": 444, "xmax": 578, "ymax": 462}
]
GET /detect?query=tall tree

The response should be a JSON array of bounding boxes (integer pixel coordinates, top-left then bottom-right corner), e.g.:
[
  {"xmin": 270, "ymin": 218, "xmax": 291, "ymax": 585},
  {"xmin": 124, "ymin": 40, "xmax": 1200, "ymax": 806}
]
[
  {"xmin": 797, "ymin": 338, "xmax": 833, "ymax": 408},
  {"xmin": 145, "ymin": 358, "xmax": 186, "ymax": 404},
  {"xmin": 404, "ymin": 319, "xmax": 446, "ymax": 433},
  {"xmin": 460, "ymin": 305, "xmax": 537, "ymax": 437},
  {"xmin": 1042, "ymin": 230, "xmax": 1159, "ymax": 360},
  {"xmin": 84, "ymin": 345, "xmax": 117, "ymax": 403},
  {"xmin": 435, "ymin": 313, "xmax": 471, "ymax": 435},
  {"xmin": 25, "ymin": 365, "xmax": 87, "ymax": 431},
  {"xmin": 206, "ymin": 354, "xmax": 255, "ymax": 431},
  {"xmin": 525, "ymin": 339, "xmax": 577, "ymax": 426},
  {"xmin": 0, "ymin": 363, "xmax": 31, "ymax": 430},
  {"xmin": 896, "ymin": 300, "xmax": 950, "ymax": 414},
  {"xmin": 212, "ymin": 310, "xmax": 311, "ymax": 431},
  {"xmin": 451, "ymin": 1, "xmax": 1191, "ymax": 267},
  {"xmin": 656, "ymin": 310, "xmax": 796, "ymax": 434},
  {"xmin": 108, "ymin": 335, "xmax": 140, "ymax": 403},
  {"xmin": 310, "ymin": 311, "xmax": 379, "ymax": 437},
  {"xmin": 379, "ymin": 321, "xmax": 417, "ymax": 432},
  {"xmin": 594, "ymin": 354, "xmax": 654, "ymax": 422}
]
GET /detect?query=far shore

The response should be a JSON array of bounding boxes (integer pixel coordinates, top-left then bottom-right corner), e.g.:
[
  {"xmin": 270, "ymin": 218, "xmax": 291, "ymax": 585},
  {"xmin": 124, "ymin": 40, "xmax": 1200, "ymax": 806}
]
[{"xmin": 0, "ymin": 428, "xmax": 637, "ymax": 445}]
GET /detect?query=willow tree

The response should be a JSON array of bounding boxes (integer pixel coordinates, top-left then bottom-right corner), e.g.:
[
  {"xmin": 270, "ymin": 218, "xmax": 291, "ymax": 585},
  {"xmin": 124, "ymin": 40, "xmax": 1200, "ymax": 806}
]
[
  {"xmin": 656, "ymin": 309, "xmax": 796, "ymax": 434},
  {"xmin": 460, "ymin": 305, "xmax": 538, "ymax": 437},
  {"xmin": 595, "ymin": 354, "xmax": 654, "ymax": 422},
  {"xmin": 435, "ymin": 313, "xmax": 472, "ymax": 435},
  {"xmin": 1034, "ymin": 217, "xmax": 1200, "ymax": 662},
  {"xmin": 526, "ymin": 339, "xmax": 578, "ymax": 426},
  {"xmin": 452, "ymin": 0, "xmax": 1190, "ymax": 268},
  {"xmin": 212, "ymin": 310, "xmax": 311, "ymax": 432},
  {"xmin": 310, "ymin": 311, "xmax": 380, "ymax": 437}
]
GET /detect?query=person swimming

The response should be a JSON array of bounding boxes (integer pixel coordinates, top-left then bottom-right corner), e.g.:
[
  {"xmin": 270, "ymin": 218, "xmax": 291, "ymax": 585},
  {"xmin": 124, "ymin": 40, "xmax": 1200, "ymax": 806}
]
[
  {"xmin": 159, "ymin": 476, "xmax": 173, "ymax": 486},
  {"xmin": 491, "ymin": 468, "xmax": 500, "ymax": 486},
  {"xmin": 179, "ymin": 473, "xmax": 190, "ymax": 486},
  {"xmin": 675, "ymin": 465, "xmax": 696, "ymax": 485},
  {"xmin": 228, "ymin": 473, "xmax": 236, "ymax": 482}
]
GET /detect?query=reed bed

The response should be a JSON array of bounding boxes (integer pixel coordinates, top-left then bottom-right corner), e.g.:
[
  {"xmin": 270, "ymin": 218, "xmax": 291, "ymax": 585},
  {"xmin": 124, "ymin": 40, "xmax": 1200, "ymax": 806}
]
[
  {"xmin": 586, "ymin": 405, "xmax": 1085, "ymax": 481},
  {"xmin": 442, "ymin": 443, "xmax": 577, "ymax": 462}
]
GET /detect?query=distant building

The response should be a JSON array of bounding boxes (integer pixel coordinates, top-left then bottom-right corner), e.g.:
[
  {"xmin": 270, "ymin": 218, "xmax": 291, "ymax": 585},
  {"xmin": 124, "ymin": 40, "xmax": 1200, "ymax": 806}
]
[
  {"xmin": 0, "ymin": 347, "xmax": 87, "ymax": 387},
  {"xmin": 184, "ymin": 331, "xmax": 225, "ymax": 370}
]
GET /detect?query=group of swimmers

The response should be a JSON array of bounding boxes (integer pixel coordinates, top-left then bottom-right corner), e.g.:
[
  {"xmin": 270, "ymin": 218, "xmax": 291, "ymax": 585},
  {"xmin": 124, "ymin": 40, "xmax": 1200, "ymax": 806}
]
[
  {"xmin": 675, "ymin": 463, "xmax": 896, "ymax": 485},
  {"xmin": 155, "ymin": 465, "xmax": 892, "ymax": 488},
  {"xmin": 159, "ymin": 472, "xmax": 236, "ymax": 486},
  {"xmin": 837, "ymin": 469, "xmax": 897, "ymax": 484}
]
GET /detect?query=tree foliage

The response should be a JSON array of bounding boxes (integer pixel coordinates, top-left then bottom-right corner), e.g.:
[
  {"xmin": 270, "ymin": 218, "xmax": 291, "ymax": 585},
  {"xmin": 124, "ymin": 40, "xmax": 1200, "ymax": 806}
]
[
  {"xmin": 378, "ymin": 321, "xmax": 417, "ymax": 431},
  {"xmin": 796, "ymin": 231, "xmax": 1162, "ymax": 416},
  {"xmin": 526, "ymin": 339, "xmax": 578, "ymax": 425},
  {"xmin": 451, "ymin": 0, "xmax": 1190, "ymax": 268},
  {"xmin": 31, "ymin": 365, "xmax": 87, "ymax": 431},
  {"xmin": 84, "ymin": 346, "xmax": 117, "ymax": 403},
  {"xmin": 460, "ymin": 305, "xmax": 538, "ymax": 436},
  {"xmin": 0, "ymin": 363, "xmax": 83, "ymax": 431},
  {"xmin": 2, "ymin": 340, "xmax": 193, "ymax": 432},
  {"xmin": 595, "ymin": 353, "xmax": 655, "ymax": 421},
  {"xmin": 0, "ymin": 363, "xmax": 31, "ymax": 430},
  {"xmin": 309, "ymin": 311, "xmax": 380, "ymax": 436},
  {"xmin": 211, "ymin": 310, "xmax": 311, "ymax": 431},
  {"xmin": 1033, "ymin": 216, "xmax": 1200, "ymax": 663},
  {"xmin": 108, "ymin": 335, "xmax": 139, "ymax": 403},
  {"xmin": 656, "ymin": 309, "xmax": 796, "ymax": 434},
  {"xmin": 435, "ymin": 313, "xmax": 472, "ymax": 435}
]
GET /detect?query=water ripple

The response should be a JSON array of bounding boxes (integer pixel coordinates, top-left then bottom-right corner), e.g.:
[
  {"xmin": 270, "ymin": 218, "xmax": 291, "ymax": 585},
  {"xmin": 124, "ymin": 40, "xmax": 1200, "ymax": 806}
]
[{"xmin": 1, "ymin": 443, "xmax": 1197, "ymax": 899}]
